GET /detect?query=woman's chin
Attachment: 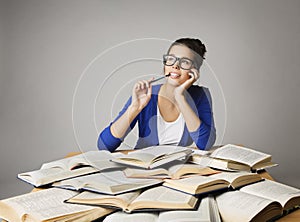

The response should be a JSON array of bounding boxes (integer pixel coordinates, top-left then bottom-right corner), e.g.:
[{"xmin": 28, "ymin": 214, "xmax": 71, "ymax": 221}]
[{"xmin": 166, "ymin": 79, "xmax": 181, "ymax": 86}]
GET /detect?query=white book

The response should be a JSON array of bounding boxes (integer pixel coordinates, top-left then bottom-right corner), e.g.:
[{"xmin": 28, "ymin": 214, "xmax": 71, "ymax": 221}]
[
  {"xmin": 190, "ymin": 144, "xmax": 277, "ymax": 171},
  {"xmin": 215, "ymin": 190, "xmax": 282, "ymax": 222},
  {"xmin": 52, "ymin": 171, "xmax": 162, "ymax": 195},
  {"xmin": 123, "ymin": 162, "xmax": 219, "ymax": 179},
  {"xmin": 216, "ymin": 180, "xmax": 300, "ymax": 221},
  {"xmin": 17, "ymin": 151, "xmax": 124, "ymax": 187},
  {"xmin": 111, "ymin": 145, "xmax": 193, "ymax": 169},
  {"xmin": 102, "ymin": 196, "xmax": 220, "ymax": 222},
  {"xmin": 66, "ymin": 186, "xmax": 198, "ymax": 213},
  {"xmin": 240, "ymin": 179, "xmax": 300, "ymax": 211},
  {"xmin": 0, "ymin": 188, "xmax": 113, "ymax": 222},
  {"xmin": 163, "ymin": 171, "xmax": 263, "ymax": 195}
]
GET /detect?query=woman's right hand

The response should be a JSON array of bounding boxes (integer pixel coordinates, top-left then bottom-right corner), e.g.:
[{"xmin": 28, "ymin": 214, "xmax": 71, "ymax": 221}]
[{"xmin": 130, "ymin": 78, "xmax": 153, "ymax": 112}]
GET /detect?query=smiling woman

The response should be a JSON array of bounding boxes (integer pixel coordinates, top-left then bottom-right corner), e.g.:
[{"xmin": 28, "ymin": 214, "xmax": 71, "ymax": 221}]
[{"xmin": 97, "ymin": 38, "xmax": 216, "ymax": 151}]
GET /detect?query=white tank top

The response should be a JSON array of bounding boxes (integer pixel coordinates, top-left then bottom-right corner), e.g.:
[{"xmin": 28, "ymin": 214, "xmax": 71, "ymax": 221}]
[{"xmin": 157, "ymin": 105, "xmax": 185, "ymax": 145}]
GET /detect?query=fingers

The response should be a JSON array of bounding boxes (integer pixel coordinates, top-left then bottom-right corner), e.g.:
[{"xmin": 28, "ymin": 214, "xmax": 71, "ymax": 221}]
[
  {"xmin": 189, "ymin": 69, "xmax": 200, "ymax": 81},
  {"xmin": 146, "ymin": 82, "xmax": 152, "ymax": 97},
  {"xmin": 134, "ymin": 78, "xmax": 154, "ymax": 91}
]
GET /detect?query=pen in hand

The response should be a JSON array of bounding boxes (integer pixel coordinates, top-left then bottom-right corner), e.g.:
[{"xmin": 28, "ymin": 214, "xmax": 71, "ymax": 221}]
[{"xmin": 150, "ymin": 74, "xmax": 171, "ymax": 84}]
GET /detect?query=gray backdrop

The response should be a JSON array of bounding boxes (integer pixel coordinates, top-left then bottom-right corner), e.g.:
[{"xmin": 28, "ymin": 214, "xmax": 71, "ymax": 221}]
[{"xmin": 0, "ymin": 0, "xmax": 299, "ymax": 199}]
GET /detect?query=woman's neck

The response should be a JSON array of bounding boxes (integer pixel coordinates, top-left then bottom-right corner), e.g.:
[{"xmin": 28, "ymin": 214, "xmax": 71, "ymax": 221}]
[{"xmin": 159, "ymin": 84, "xmax": 176, "ymax": 102}]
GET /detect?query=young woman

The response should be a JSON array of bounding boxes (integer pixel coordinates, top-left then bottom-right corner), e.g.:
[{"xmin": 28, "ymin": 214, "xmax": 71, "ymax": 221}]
[{"xmin": 98, "ymin": 38, "xmax": 216, "ymax": 151}]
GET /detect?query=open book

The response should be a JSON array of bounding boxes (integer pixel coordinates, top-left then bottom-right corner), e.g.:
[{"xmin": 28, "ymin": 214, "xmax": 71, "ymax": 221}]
[
  {"xmin": 215, "ymin": 179, "xmax": 300, "ymax": 222},
  {"xmin": 66, "ymin": 186, "xmax": 198, "ymax": 213},
  {"xmin": 123, "ymin": 162, "xmax": 219, "ymax": 179},
  {"xmin": 240, "ymin": 179, "xmax": 300, "ymax": 211},
  {"xmin": 0, "ymin": 188, "xmax": 114, "ymax": 222},
  {"xmin": 52, "ymin": 171, "xmax": 162, "ymax": 195},
  {"xmin": 102, "ymin": 196, "xmax": 221, "ymax": 222},
  {"xmin": 190, "ymin": 144, "xmax": 277, "ymax": 171},
  {"xmin": 216, "ymin": 190, "xmax": 282, "ymax": 222},
  {"xmin": 17, "ymin": 151, "xmax": 124, "ymax": 187},
  {"xmin": 111, "ymin": 145, "xmax": 193, "ymax": 169},
  {"xmin": 162, "ymin": 171, "xmax": 263, "ymax": 195}
]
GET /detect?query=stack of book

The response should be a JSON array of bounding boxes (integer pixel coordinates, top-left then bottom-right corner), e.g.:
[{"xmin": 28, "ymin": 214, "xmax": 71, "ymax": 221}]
[{"xmin": 0, "ymin": 144, "xmax": 299, "ymax": 222}]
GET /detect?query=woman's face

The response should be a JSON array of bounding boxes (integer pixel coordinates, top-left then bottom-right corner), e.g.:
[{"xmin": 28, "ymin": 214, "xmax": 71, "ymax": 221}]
[{"xmin": 164, "ymin": 44, "xmax": 197, "ymax": 86}]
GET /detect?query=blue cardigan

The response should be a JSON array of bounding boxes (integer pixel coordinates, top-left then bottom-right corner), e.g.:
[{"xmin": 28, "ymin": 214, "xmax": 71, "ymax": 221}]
[{"xmin": 98, "ymin": 84, "xmax": 216, "ymax": 151}]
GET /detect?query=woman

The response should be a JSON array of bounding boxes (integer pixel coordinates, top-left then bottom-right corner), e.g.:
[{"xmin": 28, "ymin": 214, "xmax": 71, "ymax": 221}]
[{"xmin": 98, "ymin": 38, "xmax": 216, "ymax": 151}]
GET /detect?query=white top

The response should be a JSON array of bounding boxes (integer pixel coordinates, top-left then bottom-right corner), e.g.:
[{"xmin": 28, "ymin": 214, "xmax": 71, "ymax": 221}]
[{"xmin": 157, "ymin": 105, "xmax": 185, "ymax": 145}]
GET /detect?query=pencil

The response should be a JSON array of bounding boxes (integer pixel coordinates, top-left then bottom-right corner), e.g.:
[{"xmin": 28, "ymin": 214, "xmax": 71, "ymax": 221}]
[{"xmin": 150, "ymin": 74, "xmax": 170, "ymax": 83}]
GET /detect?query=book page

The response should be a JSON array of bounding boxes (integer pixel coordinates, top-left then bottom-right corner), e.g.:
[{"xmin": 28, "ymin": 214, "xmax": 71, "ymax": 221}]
[
  {"xmin": 1, "ymin": 188, "xmax": 107, "ymax": 221},
  {"xmin": 40, "ymin": 150, "xmax": 118, "ymax": 171},
  {"xmin": 215, "ymin": 190, "xmax": 281, "ymax": 222},
  {"xmin": 18, "ymin": 167, "xmax": 63, "ymax": 183},
  {"xmin": 77, "ymin": 151, "xmax": 125, "ymax": 170},
  {"xmin": 19, "ymin": 151, "xmax": 123, "ymax": 186},
  {"xmin": 118, "ymin": 146, "xmax": 174, "ymax": 163},
  {"xmin": 113, "ymin": 146, "xmax": 192, "ymax": 168},
  {"xmin": 157, "ymin": 196, "xmax": 214, "ymax": 222},
  {"xmin": 55, "ymin": 171, "xmax": 161, "ymax": 195},
  {"xmin": 168, "ymin": 164, "xmax": 218, "ymax": 179},
  {"xmin": 19, "ymin": 166, "xmax": 97, "ymax": 187},
  {"xmin": 41, "ymin": 157, "xmax": 71, "ymax": 170},
  {"xmin": 124, "ymin": 167, "xmax": 170, "ymax": 178},
  {"xmin": 118, "ymin": 152, "xmax": 156, "ymax": 164},
  {"xmin": 210, "ymin": 144, "xmax": 271, "ymax": 167},
  {"xmin": 138, "ymin": 145, "xmax": 191, "ymax": 156},
  {"xmin": 103, "ymin": 211, "xmax": 159, "ymax": 222},
  {"xmin": 125, "ymin": 186, "xmax": 197, "ymax": 213},
  {"xmin": 190, "ymin": 155, "xmax": 236, "ymax": 171},
  {"xmin": 163, "ymin": 175, "xmax": 228, "ymax": 194},
  {"xmin": 67, "ymin": 190, "xmax": 140, "ymax": 209},
  {"xmin": 240, "ymin": 179, "xmax": 300, "ymax": 209},
  {"xmin": 208, "ymin": 195, "xmax": 222, "ymax": 222},
  {"xmin": 209, "ymin": 171, "xmax": 261, "ymax": 185}
]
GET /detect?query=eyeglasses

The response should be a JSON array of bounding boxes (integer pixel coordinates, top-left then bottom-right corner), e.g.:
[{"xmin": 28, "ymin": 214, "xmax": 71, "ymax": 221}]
[{"xmin": 163, "ymin": 54, "xmax": 195, "ymax": 70}]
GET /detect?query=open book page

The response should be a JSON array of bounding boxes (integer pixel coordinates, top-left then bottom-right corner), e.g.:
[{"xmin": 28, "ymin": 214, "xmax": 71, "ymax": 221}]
[
  {"xmin": 163, "ymin": 175, "xmax": 229, "ymax": 195},
  {"xmin": 112, "ymin": 145, "xmax": 193, "ymax": 169},
  {"xmin": 41, "ymin": 150, "xmax": 121, "ymax": 170},
  {"xmin": 103, "ymin": 212, "xmax": 159, "ymax": 222},
  {"xmin": 189, "ymin": 155, "xmax": 238, "ymax": 171},
  {"xmin": 126, "ymin": 186, "xmax": 198, "ymax": 212},
  {"xmin": 134, "ymin": 145, "xmax": 193, "ymax": 156},
  {"xmin": 215, "ymin": 190, "xmax": 282, "ymax": 222},
  {"xmin": 18, "ymin": 151, "xmax": 124, "ymax": 187},
  {"xmin": 124, "ymin": 162, "xmax": 219, "ymax": 179},
  {"xmin": 53, "ymin": 171, "xmax": 162, "ymax": 195},
  {"xmin": 66, "ymin": 190, "xmax": 141, "ymax": 209},
  {"xmin": 240, "ymin": 179, "xmax": 300, "ymax": 210},
  {"xmin": 168, "ymin": 164, "xmax": 219, "ymax": 179},
  {"xmin": 157, "ymin": 196, "xmax": 221, "ymax": 222},
  {"xmin": 208, "ymin": 171, "xmax": 263, "ymax": 189},
  {"xmin": 17, "ymin": 166, "xmax": 97, "ymax": 187},
  {"xmin": 0, "ymin": 188, "xmax": 113, "ymax": 222},
  {"xmin": 210, "ymin": 144, "xmax": 271, "ymax": 167},
  {"xmin": 124, "ymin": 167, "xmax": 170, "ymax": 179}
]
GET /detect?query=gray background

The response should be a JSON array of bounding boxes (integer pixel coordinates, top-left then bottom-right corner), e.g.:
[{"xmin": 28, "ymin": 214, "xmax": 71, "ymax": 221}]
[{"xmin": 0, "ymin": 0, "xmax": 299, "ymax": 199}]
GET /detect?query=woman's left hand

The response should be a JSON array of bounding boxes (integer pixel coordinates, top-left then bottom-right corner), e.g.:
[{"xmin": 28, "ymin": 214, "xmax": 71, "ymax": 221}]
[{"xmin": 174, "ymin": 68, "xmax": 200, "ymax": 101}]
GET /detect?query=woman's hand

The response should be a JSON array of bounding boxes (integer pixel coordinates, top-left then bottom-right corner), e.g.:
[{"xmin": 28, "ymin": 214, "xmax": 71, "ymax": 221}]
[
  {"xmin": 130, "ymin": 78, "xmax": 154, "ymax": 112},
  {"xmin": 174, "ymin": 68, "xmax": 200, "ymax": 102}
]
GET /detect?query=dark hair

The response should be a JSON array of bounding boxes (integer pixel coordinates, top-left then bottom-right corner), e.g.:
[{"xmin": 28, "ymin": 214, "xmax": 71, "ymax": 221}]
[{"xmin": 168, "ymin": 38, "xmax": 207, "ymax": 69}]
